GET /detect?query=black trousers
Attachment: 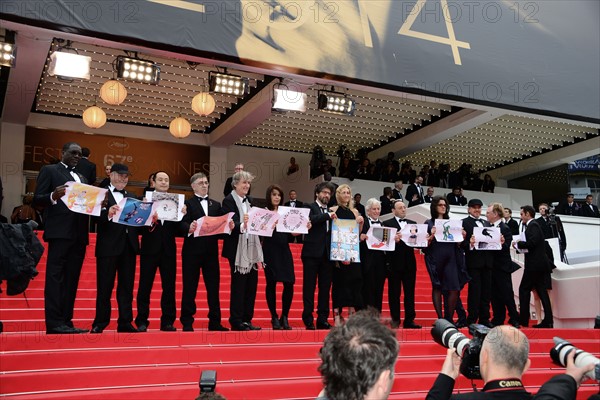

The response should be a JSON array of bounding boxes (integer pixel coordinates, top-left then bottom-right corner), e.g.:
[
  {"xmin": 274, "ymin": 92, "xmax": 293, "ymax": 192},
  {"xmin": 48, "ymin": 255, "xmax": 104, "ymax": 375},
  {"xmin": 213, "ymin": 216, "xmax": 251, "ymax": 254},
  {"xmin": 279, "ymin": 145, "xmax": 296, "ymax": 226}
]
[
  {"xmin": 519, "ymin": 270, "xmax": 553, "ymax": 326},
  {"xmin": 265, "ymin": 277, "xmax": 293, "ymax": 318},
  {"xmin": 466, "ymin": 267, "xmax": 492, "ymax": 323},
  {"xmin": 301, "ymin": 255, "xmax": 333, "ymax": 325},
  {"xmin": 387, "ymin": 264, "xmax": 417, "ymax": 324},
  {"xmin": 93, "ymin": 246, "xmax": 136, "ymax": 329},
  {"xmin": 180, "ymin": 252, "xmax": 222, "ymax": 327},
  {"xmin": 362, "ymin": 251, "xmax": 387, "ymax": 312},
  {"xmin": 45, "ymin": 239, "xmax": 86, "ymax": 329},
  {"xmin": 491, "ymin": 268, "xmax": 519, "ymax": 325},
  {"xmin": 228, "ymin": 259, "xmax": 258, "ymax": 328},
  {"xmin": 135, "ymin": 252, "xmax": 176, "ymax": 328}
]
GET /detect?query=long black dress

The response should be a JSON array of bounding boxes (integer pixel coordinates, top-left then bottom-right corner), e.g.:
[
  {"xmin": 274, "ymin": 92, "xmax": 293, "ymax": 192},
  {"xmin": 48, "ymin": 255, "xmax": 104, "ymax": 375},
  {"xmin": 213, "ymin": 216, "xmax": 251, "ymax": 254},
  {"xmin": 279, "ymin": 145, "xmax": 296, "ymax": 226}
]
[
  {"xmin": 331, "ymin": 206, "xmax": 363, "ymax": 309},
  {"xmin": 262, "ymin": 229, "xmax": 295, "ymax": 283}
]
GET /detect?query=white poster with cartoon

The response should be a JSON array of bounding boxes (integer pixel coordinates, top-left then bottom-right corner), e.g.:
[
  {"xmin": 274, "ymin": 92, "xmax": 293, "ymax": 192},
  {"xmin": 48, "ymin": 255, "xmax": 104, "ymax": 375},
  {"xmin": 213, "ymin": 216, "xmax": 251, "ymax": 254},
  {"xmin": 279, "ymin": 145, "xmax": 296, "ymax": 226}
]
[
  {"xmin": 61, "ymin": 181, "xmax": 108, "ymax": 216},
  {"xmin": 400, "ymin": 223, "xmax": 429, "ymax": 248},
  {"xmin": 247, "ymin": 207, "xmax": 279, "ymax": 237},
  {"xmin": 276, "ymin": 206, "xmax": 310, "ymax": 234},
  {"xmin": 473, "ymin": 227, "xmax": 502, "ymax": 250},
  {"xmin": 330, "ymin": 219, "xmax": 360, "ymax": 263},
  {"xmin": 434, "ymin": 219, "xmax": 463, "ymax": 243},
  {"xmin": 147, "ymin": 191, "xmax": 185, "ymax": 222},
  {"xmin": 366, "ymin": 226, "xmax": 396, "ymax": 251}
]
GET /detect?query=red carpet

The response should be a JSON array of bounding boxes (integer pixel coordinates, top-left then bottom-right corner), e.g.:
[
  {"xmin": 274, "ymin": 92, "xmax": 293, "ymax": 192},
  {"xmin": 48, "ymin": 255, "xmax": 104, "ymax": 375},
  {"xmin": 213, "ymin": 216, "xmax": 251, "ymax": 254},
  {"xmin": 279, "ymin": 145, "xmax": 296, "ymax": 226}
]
[{"xmin": 1, "ymin": 233, "xmax": 598, "ymax": 399}]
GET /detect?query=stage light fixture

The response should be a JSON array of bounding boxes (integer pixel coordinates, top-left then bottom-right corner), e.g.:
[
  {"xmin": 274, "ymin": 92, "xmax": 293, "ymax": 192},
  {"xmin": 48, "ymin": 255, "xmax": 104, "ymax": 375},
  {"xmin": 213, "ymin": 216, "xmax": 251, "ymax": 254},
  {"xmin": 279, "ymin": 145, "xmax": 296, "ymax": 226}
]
[
  {"xmin": 272, "ymin": 83, "xmax": 307, "ymax": 112},
  {"xmin": 116, "ymin": 56, "xmax": 160, "ymax": 84},
  {"xmin": 317, "ymin": 90, "xmax": 355, "ymax": 116},
  {"xmin": 0, "ymin": 41, "xmax": 16, "ymax": 68},
  {"xmin": 48, "ymin": 51, "xmax": 91, "ymax": 80},
  {"xmin": 209, "ymin": 71, "xmax": 247, "ymax": 96}
]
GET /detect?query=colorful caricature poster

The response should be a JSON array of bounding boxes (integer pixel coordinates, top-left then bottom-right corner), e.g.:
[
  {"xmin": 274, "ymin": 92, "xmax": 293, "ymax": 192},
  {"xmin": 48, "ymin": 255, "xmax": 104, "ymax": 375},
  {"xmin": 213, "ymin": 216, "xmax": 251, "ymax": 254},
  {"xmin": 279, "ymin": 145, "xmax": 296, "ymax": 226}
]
[
  {"xmin": 61, "ymin": 181, "xmax": 108, "ymax": 216},
  {"xmin": 400, "ymin": 223, "xmax": 429, "ymax": 248},
  {"xmin": 247, "ymin": 207, "xmax": 279, "ymax": 237},
  {"xmin": 276, "ymin": 206, "xmax": 310, "ymax": 234},
  {"xmin": 330, "ymin": 219, "xmax": 360, "ymax": 262},
  {"xmin": 147, "ymin": 191, "xmax": 185, "ymax": 221},
  {"xmin": 434, "ymin": 219, "xmax": 463, "ymax": 243},
  {"xmin": 473, "ymin": 227, "xmax": 502, "ymax": 250},
  {"xmin": 112, "ymin": 197, "xmax": 154, "ymax": 227},
  {"xmin": 194, "ymin": 213, "xmax": 234, "ymax": 237},
  {"xmin": 366, "ymin": 226, "xmax": 396, "ymax": 251}
]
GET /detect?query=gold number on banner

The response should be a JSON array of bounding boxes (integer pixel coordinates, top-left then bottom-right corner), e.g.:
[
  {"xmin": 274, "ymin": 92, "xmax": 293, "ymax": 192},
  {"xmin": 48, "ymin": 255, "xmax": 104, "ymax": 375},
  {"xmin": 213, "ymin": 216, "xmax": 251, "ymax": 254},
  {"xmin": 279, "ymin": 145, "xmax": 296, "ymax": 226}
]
[{"xmin": 398, "ymin": 0, "xmax": 470, "ymax": 65}]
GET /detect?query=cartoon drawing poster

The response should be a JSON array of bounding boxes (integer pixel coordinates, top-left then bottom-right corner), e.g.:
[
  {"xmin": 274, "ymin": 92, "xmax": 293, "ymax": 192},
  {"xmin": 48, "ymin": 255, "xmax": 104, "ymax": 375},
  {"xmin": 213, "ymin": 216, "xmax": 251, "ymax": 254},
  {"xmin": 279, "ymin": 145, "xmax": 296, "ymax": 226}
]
[
  {"xmin": 400, "ymin": 223, "xmax": 429, "ymax": 248},
  {"xmin": 434, "ymin": 219, "xmax": 463, "ymax": 243},
  {"xmin": 330, "ymin": 219, "xmax": 360, "ymax": 263},
  {"xmin": 112, "ymin": 197, "xmax": 154, "ymax": 227},
  {"xmin": 194, "ymin": 213, "xmax": 234, "ymax": 237},
  {"xmin": 147, "ymin": 191, "xmax": 185, "ymax": 222},
  {"xmin": 247, "ymin": 207, "xmax": 279, "ymax": 237},
  {"xmin": 473, "ymin": 227, "xmax": 502, "ymax": 250},
  {"xmin": 276, "ymin": 206, "xmax": 310, "ymax": 234},
  {"xmin": 61, "ymin": 181, "xmax": 107, "ymax": 216},
  {"xmin": 365, "ymin": 226, "xmax": 396, "ymax": 251}
]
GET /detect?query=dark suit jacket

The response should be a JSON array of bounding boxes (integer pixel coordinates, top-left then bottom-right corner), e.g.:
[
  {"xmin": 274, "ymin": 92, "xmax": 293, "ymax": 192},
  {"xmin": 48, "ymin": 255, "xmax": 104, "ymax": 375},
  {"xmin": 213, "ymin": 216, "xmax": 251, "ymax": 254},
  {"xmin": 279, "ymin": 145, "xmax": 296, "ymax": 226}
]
[
  {"xmin": 182, "ymin": 196, "xmax": 222, "ymax": 257},
  {"xmin": 301, "ymin": 202, "xmax": 332, "ymax": 259},
  {"xmin": 405, "ymin": 184, "xmax": 424, "ymax": 207},
  {"xmin": 506, "ymin": 218, "xmax": 519, "ymax": 235},
  {"xmin": 95, "ymin": 191, "xmax": 139, "ymax": 257},
  {"xmin": 284, "ymin": 200, "xmax": 304, "ymax": 208},
  {"xmin": 379, "ymin": 195, "xmax": 394, "ymax": 215},
  {"xmin": 556, "ymin": 201, "xmax": 580, "ymax": 216},
  {"xmin": 491, "ymin": 222, "xmax": 513, "ymax": 273},
  {"xmin": 392, "ymin": 189, "xmax": 403, "ymax": 201},
  {"xmin": 355, "ymin": 203, "xmax": 366, "ymax": 219},
  {"xmin": 517, "ymin": 219, "xmax": 550, "ymax": 272},
  {"xmin": 462, "ymin": 216, "xmax": 493, "ymax": 270},
  {"xmin": 383, "ymin": 217, "xmax": 417, "ymax": 270},
  {"xmin": 75, "ymin": 157, "xmax": 97, "ymax": 186},
  {"xmin": 447, "ymin": 194, "xmax": 467, "ymax": 206},
  {"xmin": 33, "ymin": 163, "xmax": 89, "ymax": 243},
  {"xmin": 220, "ymin": 194, "xmax": 248, "ymax": 260},
  {"xmin": 223, "ymin": 177, "xmax": 233, "ymax": 198},
  {"xmin": 536, "ymin": 216, "xmax": 567, "ymax": 250},
  {"xmin": 424, "ymin": 195, "xmax": 433, "ymax": 203},
  {"xmin": 140, "ymin": 217, "xmax": 180, "ymax": 257},
  {"xmin": 580, "ymin": 203, "xmax": 600, "ymax": 218}
]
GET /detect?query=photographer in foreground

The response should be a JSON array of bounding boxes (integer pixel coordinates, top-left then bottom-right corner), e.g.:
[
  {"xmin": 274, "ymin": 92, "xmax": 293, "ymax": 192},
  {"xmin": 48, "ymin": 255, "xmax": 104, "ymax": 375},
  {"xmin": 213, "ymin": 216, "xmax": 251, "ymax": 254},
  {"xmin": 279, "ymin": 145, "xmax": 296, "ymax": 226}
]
[{"xmin": 426, "ymin": 325, "xmax": 594, "ymax": 399}]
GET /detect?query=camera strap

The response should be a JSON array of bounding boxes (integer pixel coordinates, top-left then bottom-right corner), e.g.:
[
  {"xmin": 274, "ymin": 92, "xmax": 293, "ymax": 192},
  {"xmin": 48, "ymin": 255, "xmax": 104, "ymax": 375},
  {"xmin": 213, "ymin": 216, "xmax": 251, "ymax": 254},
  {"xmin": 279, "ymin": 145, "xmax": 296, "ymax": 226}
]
[{"xmin": 483, "ymin": 378, "xmax": 525, "ymax": 392}]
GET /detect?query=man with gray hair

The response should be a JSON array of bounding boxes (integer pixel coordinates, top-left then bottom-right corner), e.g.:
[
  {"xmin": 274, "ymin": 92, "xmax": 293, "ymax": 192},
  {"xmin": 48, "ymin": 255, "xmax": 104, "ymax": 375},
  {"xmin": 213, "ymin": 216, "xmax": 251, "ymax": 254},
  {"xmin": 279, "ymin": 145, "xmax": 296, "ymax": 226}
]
[
  {"xmin": 317, "ymin": 310, "xmax": 399, "ymax": 400},
  {"xmin": 427, "ymin": 325, "xmax": 590, "ymax": 399},
  {"xmin": 180, "ymin": 173, "xmax": 228, "ymax": 332}
]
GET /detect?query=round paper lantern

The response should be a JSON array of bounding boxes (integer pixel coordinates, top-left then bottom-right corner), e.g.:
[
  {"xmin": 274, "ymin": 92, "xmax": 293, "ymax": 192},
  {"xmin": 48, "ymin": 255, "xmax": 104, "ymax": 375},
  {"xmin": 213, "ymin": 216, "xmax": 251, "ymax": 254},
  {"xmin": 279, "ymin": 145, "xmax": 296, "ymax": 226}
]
[
  {"xmin": 82, "ymin": 105, "xmax": 107, "ymax": 129},
  {"xmin": 99, "ymin": 80, "xmax": 127, "ymax": 105},
  {"xmin": 169, "ymin": 116, "xmax": 191, "ymax": 138},
  {"xmin": 191, "ymin": 92, "xmax": 215, "ymax": 116}
]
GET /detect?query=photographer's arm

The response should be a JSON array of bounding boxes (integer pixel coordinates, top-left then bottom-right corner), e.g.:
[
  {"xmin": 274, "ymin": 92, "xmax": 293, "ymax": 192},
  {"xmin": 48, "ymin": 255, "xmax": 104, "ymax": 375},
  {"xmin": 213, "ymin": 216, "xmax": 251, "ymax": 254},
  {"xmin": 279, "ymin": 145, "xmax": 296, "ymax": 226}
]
[{"xmin": 426, "ymin": 349, "xmax": 461, "ymax": 400}]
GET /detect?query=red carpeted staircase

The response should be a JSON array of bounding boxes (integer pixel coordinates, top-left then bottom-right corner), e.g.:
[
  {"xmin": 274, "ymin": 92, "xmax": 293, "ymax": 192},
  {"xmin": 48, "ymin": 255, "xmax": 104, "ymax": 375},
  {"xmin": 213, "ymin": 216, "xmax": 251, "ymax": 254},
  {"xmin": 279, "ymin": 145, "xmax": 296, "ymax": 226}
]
[{"xmin": 1, "ymin": 233, "xmax": 598, "ymax": 399}]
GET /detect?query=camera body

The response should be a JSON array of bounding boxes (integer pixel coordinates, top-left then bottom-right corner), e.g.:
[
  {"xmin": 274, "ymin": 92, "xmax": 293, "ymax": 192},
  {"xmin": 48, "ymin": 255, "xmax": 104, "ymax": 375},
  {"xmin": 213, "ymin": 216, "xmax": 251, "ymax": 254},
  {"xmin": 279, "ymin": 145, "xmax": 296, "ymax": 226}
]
[
  {"xmin": 199, "ymin": 370, "xmax": 217, "ymax": 393},
  {"xmin": 431, "ymin": 319, "xmax": 491, "ymax": 380}
]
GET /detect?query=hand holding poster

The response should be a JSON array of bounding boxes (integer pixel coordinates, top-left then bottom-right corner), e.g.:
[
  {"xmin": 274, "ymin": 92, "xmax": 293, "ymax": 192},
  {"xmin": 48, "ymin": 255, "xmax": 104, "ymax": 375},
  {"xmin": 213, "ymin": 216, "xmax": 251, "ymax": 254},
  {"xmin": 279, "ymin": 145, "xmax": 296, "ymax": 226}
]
[
  {"xmin": 473, "ymin": 227, "xmax": 501, "ymax": 250},
  {"xmin": 330, "ymin": 219, "xmax": 360, "ymax": 262},
  {"xmin": 513, "ymin": 232, "xmax": 529, "ymax": 254},
  {"xmin": 247, "ymin": 207, "xmax": 279, "ymax": 237},
  {"xmin": 147, "ymin": 191, "xmax": 185, "ymax": 221},
  {"xmin": 194, "ymin": 213, "xmax": 234, "ymax": 237},
  {"xmin": 434, "ymin": 219, "xmax": 463, "ymax": 243},
  {"xmin": 365, "ymin": 226, "xmax": 396, "ymax": 251},
  {"xmin": 400, "ymin": 223, "xmax": 429, "ymax": 247},
  {"xmin": 112, "ymin": 197, "xmax": 154, "ymax": 226},
  {"xmin": 61, "ymin": 181, "xmax": 108, "ymax": 216},
  {"xmin": 276, "ymin": 206, "xmax": 310, "ymax": 234}
]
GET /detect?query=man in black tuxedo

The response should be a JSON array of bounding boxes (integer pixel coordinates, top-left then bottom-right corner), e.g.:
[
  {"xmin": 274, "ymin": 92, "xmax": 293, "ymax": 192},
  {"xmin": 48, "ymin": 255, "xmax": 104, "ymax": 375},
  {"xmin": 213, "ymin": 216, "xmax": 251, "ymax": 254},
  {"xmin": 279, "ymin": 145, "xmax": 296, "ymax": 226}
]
[
  {"xmin": 180, "ymin": 173, "xmax": 228, "ymax": 332},
  {"xmin": 424, "ymin": 186, "xmax": 434, "ymax": 203},
  {"xmin": 33, "ymin": 142, "xmax": 89, "ymax": 334},
  {"xmin": 285, "ymin": 189, "xmax": 305, "ymax": 243},
  {"xmin": 221, "ymin": 171, "xmax": 263, "ymax": 331},
  {"xmin": 383, "ymin": 201, "xmax": 421, "ymax": 329},
  {"xmin": 536, "ymin": 203, "xmax": 567, "ymax": 262},
  {"xmin": 301, "ymin": 181, "xmax": 336, "ymax": 330},
  {"xmin": 75, "ymin": 147, "xmax": 97, "ymax": 185},
  {"xmin": 486, "ymin": 203, "xmax": 520, "ymax": 328},
  {"xmin": 461, "ymin": 199, "xmax": 493, "ymax": 327},
  {"xmin": 503, "ymin": 207, "xmax": 520, "ymax": 235},
  {"xmin": 391, "ymin": 180, "xmax": 404, "ymax": 202},
  {"xmin": 223, "ymin": 162, "xmax": 244, "ymax": 198},
  {"xmin": 580, "ymin": 194, "xmax": 600, "ymax": 218},
  {"xmin": 446, "ymin": 186, "xmax": 467, "ymax": 206},
  {"xmin": 556, "ymin": 193, "xmax": 581, "ymax": 216},
  {"xmin": 405, "ymin": 175, "xmax": 425, "ymax": 207},
  {"xmin": 515, "ymin": 205, "xmax": 553, "ymax": 328},
  {"xmin": 91, "ymin": 163, "xmax": 139, "ymax": 333},
  {"xmin": 353, "ymin": 193, "xmax": 366, "ymax": 219},
  {"xmin": 135, "ymin": 171, "xmax": 181, "ymax": 332}
]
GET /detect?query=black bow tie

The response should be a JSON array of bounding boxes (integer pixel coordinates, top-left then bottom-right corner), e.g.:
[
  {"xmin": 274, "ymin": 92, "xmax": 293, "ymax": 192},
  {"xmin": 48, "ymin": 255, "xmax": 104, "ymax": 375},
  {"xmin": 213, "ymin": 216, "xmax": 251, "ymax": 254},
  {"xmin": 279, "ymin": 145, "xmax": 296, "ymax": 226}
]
[
  {"xmin": 198, "ymin": 196, "xmax": 208, "ymax": 202},
  {"xmin": 370, "ymin": 220, "xmax": 380, "ymax": 225},
  {"xmin": 242, "ymin": 197, "xmax": 248, "ymax": 203},
  {"xmin": 113, "ymin": 188, "xmax": 125, "ymax": 194},
  {"xmin": 398, "ymin": 218, "xmax": 406, "ymax": 223}
]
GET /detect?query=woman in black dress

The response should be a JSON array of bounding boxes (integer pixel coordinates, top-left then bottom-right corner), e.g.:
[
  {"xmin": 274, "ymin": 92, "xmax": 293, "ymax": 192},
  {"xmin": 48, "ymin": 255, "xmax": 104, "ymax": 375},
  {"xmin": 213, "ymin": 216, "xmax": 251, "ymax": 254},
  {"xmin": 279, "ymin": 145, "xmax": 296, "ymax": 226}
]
[
  {"xmin": 262, "ymin": 185, "xmax": 308, "ymax": 330},
  {"xmin": 331, "ymin": 184, "xmax": 364, "ymax": 326},
  {"xmin": 424, "ymin": 196, "xmax": 469, "ymax": 324}
]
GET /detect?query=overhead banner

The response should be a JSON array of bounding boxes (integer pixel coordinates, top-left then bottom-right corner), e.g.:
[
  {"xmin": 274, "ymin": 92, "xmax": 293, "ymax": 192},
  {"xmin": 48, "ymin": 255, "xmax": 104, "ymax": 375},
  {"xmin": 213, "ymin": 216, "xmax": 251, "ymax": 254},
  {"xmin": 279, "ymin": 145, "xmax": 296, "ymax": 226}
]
[{"xmin": 2, "ymin": 1, "xmax": 598, "ymax": 121}]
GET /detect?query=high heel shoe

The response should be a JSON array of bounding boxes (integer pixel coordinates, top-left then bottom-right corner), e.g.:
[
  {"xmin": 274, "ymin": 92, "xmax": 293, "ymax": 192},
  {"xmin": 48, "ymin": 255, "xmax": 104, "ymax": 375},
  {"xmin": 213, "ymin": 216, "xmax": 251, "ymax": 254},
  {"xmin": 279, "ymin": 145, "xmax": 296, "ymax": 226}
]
[
  {"xmin": 271, "ymin": 317, "xmax": 282, "ymax": 330},
  {"xmin": 280, "ymin": 316, "xmax": 291, "ymax": 330}
]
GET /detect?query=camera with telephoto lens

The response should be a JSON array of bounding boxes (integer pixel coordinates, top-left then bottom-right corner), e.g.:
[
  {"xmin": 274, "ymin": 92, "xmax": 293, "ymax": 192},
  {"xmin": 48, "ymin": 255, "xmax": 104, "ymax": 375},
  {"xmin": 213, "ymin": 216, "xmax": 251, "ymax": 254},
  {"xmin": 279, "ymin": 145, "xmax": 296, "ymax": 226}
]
[
  {"xmin": 431, "ymin": 319, "xmax": 491, "ymax": 380},
  {"xmin": 550, "ymin": 337, "xmax": 600, "ymax": 381}
]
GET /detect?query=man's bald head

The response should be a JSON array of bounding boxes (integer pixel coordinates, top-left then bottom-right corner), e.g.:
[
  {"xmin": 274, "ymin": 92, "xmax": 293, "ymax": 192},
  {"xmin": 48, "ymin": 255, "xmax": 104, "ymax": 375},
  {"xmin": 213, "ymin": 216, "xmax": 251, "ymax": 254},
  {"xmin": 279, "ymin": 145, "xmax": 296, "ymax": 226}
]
[{"xmin": 481, "ymin": 326, "xmax": 530, "ymax": 379}]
